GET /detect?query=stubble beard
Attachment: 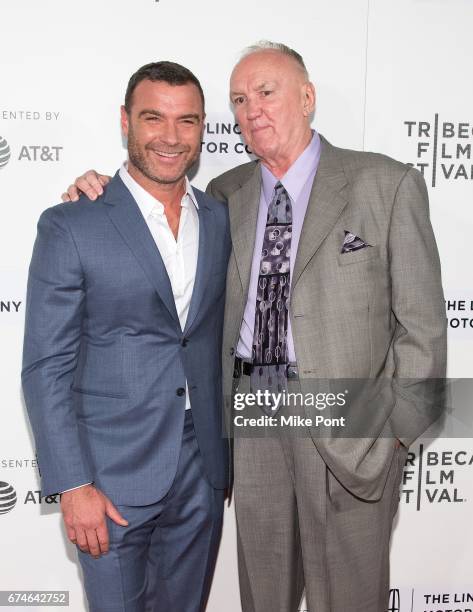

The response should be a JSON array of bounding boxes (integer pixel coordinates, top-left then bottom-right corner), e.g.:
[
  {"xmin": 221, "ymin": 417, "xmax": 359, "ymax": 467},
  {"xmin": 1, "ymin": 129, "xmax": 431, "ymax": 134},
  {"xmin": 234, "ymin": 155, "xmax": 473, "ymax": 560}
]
[{"xmin": 127, "ymin": 129, "xmax": 197, "ymax": 186}]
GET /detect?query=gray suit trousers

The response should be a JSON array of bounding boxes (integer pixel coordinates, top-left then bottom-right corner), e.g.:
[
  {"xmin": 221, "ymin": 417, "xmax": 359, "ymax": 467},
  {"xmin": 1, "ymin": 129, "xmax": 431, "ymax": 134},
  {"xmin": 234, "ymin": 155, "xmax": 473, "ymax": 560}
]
[{"xmin": 233, "ymin": 375, "xmax": 407, "ymax": 612}]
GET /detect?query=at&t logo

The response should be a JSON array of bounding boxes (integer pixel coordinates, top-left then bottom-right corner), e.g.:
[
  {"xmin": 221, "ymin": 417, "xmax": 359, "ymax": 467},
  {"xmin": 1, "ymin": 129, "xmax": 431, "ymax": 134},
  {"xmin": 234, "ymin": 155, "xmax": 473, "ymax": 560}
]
[
  {"xmin": 0, "ymin": 136, "xmax": 11, "ymax": 169},
  {"xmin": 0, "ymin": 481, "xmax": 17, "ymax": 515}
]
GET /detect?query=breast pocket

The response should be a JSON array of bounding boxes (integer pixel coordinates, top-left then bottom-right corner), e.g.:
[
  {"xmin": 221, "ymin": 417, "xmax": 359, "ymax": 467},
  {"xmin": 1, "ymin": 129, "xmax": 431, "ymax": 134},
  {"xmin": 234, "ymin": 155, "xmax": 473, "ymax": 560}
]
[
  {"xmin": 72, "ymin": 340, "xmax": 127, "ymax": 399},
  {"xmin": 337, "ymin": 244, "xmax": 380, "ymax": 266}
]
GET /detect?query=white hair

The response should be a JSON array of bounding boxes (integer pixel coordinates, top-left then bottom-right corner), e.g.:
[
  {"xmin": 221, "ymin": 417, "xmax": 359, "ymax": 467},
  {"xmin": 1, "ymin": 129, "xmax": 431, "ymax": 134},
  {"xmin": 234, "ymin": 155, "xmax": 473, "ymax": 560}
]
[{"xmin": 240, "ymin": 40, "xmax": 309, "ymax": 79}]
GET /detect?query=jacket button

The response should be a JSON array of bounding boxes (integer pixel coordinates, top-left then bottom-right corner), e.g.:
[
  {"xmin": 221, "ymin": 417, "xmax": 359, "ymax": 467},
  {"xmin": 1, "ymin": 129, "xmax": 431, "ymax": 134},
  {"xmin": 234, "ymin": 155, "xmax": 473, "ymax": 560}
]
[
  {"xmin": 176, "ymin": 387, "xmax": 186, "ymax": 397},
  {"xmin": 181, "ymin": 338, "xmax": 188, "ymax": 347},
  {"xmin": 230, "ymin": 347, "xmax": 235, "ymax": 356}
]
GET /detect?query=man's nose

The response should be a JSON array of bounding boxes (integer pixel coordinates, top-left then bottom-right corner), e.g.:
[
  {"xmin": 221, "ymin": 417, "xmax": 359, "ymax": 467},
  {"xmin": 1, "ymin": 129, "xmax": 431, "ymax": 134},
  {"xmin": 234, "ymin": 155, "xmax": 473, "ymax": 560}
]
[
  {"xmin": 245, "ymin": 97, "xmax": 261, "ymax": 120},
  {"xmin": 161, "ymin": 121, "xmax": 179, "ymax": 145}
]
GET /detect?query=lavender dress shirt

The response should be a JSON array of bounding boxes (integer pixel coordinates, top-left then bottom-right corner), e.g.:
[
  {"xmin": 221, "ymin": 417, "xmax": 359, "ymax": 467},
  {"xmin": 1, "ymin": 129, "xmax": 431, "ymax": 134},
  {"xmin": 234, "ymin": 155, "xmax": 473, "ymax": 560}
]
[{"xmin": 236, "ymin": 130, "xmax": 322, "ymax": 363}]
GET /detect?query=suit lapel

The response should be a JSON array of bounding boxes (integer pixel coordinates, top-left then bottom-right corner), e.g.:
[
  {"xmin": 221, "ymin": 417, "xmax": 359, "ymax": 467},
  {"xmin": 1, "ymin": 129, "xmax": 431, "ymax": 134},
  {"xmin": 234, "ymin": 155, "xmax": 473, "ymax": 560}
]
[
  {"xmin": 184, "ymin": 193, "xmax": 214, "ymax": 335},
  {"xmin": 104, "ymin": 173, "xmax": 180, "ymax": 325},
  {"xmin": 227, "ymin": 164, "xmax": 261, "ymax": 296},
  {"xmin": 292, "ymin": 138, "xmax": 349, "ymax": 288}
]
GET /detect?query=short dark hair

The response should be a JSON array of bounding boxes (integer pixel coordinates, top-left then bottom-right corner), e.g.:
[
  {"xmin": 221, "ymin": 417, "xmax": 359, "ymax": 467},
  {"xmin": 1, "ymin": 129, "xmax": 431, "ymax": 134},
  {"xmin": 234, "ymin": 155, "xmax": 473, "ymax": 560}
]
[{"xmin": 124, "ymin": 61, "xmax": 205, "ymax": 113}]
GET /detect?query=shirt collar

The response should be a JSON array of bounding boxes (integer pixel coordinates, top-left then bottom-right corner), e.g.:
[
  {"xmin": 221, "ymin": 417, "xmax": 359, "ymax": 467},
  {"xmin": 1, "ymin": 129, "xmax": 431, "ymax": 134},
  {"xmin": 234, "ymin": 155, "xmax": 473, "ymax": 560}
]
[
  {"xmin": 119, "ymin": 162, "xmax": 199, "ymax": 219},
  {"xmin": 261, "ymin": 130, "xmax": 321, "ymax": 205}
]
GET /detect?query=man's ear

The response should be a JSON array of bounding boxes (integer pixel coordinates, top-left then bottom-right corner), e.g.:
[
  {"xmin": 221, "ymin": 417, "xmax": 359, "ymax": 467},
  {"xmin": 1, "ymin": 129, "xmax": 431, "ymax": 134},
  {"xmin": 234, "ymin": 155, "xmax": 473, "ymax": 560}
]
[
  {"xmin": 120, "ymin": 105, "xmax": 129, "ymax": 139},
  {"xmin": 302, "ymin": 82, "xmax": 316, "ymax": 116}
]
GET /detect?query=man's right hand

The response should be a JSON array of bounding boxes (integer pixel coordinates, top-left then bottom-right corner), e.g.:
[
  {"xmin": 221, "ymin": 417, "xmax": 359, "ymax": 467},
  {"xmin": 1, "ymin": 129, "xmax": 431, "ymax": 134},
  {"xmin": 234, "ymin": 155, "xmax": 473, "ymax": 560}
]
[
  {"xmin": 61, "ymin": 170, "xmax": 111, "ymax": 202},
  {"xmin": 61, "ymin": 484, "xmax": 128, "ymax": 558}
]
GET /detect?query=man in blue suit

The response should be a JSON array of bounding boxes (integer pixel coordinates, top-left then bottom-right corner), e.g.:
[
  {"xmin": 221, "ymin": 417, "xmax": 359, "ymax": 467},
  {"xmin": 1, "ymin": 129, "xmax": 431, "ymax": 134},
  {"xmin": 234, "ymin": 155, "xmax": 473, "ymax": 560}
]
[{"xmin": 22, "ymin": 61, "xmax": 231, "ymax": 612}]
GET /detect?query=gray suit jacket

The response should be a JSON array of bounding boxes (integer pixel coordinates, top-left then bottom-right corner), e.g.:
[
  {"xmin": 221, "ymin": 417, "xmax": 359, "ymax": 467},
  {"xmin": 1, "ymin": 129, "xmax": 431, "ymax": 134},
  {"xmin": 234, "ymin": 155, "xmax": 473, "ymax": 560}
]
[
  {"xmin": 22, "ymin": 173, "xmax": 231, "ymax": 505},
  {"xmin": 207, "ymin": 135, "xmax": 447, "ymax": 500}
]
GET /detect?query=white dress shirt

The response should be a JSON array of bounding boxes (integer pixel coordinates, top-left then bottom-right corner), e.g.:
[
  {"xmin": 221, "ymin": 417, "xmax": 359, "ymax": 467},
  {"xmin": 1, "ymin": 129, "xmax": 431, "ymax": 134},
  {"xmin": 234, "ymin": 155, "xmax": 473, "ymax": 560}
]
[
  {"xmin": 119, "ymin": 163, "xmax": 199, "ymax": 410},
  {"xmin": 61, "ymin": 165, "xmax": 199, "ymax": 494}
]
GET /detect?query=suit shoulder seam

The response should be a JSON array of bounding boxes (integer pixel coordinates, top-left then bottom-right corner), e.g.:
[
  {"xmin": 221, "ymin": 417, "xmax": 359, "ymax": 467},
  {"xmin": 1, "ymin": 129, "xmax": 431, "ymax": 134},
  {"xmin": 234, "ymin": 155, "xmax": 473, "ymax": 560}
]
[{"xmin": 386, "ymin": 166, "xmax": 420, "ymax": 243}]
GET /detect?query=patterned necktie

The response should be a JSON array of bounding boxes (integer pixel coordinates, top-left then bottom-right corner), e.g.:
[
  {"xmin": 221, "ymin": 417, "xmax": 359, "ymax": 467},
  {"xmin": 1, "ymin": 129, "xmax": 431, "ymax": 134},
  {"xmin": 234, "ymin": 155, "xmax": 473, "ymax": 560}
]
[{"xmin": 250, "ymin": 182, "xmax": 292, "ymax": 406}]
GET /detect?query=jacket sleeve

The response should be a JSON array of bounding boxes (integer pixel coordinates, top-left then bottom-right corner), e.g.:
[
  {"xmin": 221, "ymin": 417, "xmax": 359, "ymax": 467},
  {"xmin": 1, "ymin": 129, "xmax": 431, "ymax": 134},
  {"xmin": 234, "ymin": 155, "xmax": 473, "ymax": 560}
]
[
  {"xmin": 21, "ymin": 206, "xmax": 93, "ymax": 496},
  {"xmin": 205, "ymin": 179, "xmax": 214, "ymax": 197},
  {"xmin": 388, "ymin": 168, "xmax": 447, "ymax": 446},
  {"xmin": 206, "ymin": 178, "xmax": 229, "ymax": 204}
]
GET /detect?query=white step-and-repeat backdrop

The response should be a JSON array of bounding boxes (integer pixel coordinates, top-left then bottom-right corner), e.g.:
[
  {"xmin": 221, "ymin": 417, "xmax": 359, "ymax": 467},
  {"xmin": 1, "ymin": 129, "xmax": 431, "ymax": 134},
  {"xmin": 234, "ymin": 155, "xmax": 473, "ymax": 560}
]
[{"xmin": 1, "ymin": 1, "xmax": 472, "ymax": 610}]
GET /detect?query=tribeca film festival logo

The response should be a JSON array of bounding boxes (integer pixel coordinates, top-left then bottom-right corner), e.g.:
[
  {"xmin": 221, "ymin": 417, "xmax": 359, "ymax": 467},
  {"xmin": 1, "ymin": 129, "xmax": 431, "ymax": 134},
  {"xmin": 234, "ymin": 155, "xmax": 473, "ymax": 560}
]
[
  {"xmin": 404, "ymin": 115, "xmax": 473, "ymax": 187},
  {"xmin": 0, "ymin": 135, "xmax": 63, "ymax": 167},
  {"xmin": 400, "ymin": 444, "xmax": 472, "ymax": 510},
  {"xmin": 0, "ymin": 478, "xmax": 59, "ymax": 516}
]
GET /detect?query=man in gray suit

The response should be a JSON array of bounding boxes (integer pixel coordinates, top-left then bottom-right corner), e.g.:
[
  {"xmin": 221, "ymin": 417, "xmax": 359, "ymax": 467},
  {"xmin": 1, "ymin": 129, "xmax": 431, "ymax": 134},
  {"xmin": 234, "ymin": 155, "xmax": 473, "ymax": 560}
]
[
  {"xmin": 207, "ymin": 42, "xmax": 446, "ymax": 612},
  {"xmin": 22, "ymin": 61, "xmax": 230, "ymax": 612},
  {"xmin": 63, "ymin": 42, "xmax": 446, "ymax": 612}
]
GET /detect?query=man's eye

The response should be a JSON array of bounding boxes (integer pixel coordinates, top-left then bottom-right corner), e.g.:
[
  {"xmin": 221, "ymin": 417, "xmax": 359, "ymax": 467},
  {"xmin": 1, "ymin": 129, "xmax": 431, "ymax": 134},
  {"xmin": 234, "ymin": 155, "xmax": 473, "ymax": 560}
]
[
  {"xmin": 261, "ymin": 90, "xmax": 272, "ymax": 97},
  {"xmin": 233, "ymin": 97, "xmax": 245, "ymax": 105},
  {"xmin": 145, "ymin": 116, "xmax": 159, "ymax": 122}
]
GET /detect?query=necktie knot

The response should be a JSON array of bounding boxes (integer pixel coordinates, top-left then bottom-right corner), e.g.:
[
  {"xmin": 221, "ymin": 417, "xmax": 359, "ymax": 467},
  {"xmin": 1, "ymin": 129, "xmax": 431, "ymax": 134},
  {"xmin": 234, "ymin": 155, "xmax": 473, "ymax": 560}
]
[
  {"xmin": 268, "ymin": 182, "xmax": 292, "ymax": 225},
  {"xmin": 274, "ymin": 182, "xmax": 285, "ymax": 197}
]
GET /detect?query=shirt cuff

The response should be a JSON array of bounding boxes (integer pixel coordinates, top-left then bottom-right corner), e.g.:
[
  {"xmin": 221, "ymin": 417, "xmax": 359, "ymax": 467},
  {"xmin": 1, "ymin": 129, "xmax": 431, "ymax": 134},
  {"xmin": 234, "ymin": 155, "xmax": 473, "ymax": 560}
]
[{"xmin": 60, "ymin": 482, "xmax": 93, "ymax": 494}]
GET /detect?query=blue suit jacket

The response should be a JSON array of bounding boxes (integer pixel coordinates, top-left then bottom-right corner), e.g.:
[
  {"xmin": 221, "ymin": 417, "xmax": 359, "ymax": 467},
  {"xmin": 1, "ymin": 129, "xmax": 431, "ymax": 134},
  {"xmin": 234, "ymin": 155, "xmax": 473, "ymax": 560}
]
[{"xmin": 22, "ymin": 173, "xmax": 231, "ymax": 505}]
